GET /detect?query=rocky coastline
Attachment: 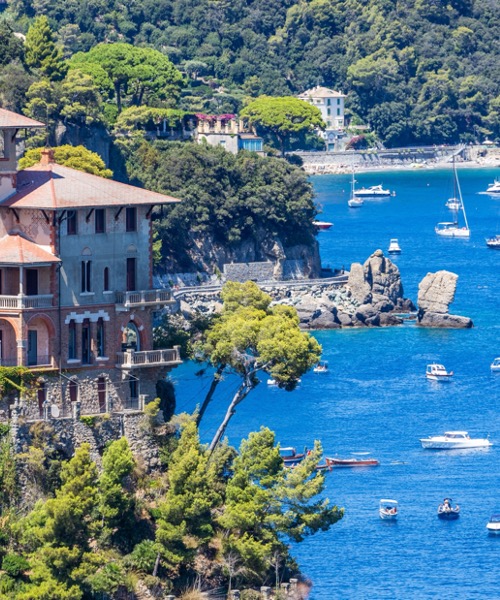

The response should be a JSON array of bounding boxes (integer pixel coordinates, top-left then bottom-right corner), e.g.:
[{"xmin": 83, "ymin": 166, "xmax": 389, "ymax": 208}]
[{"xmin": 173, "ymin": 251, "xmax": 474, "ymax": 331}]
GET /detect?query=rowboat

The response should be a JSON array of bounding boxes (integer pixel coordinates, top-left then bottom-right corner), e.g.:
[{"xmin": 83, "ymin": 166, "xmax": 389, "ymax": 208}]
[{"xmin": 325, "ymin": 457, "xmax": 379, "ymax": 468}]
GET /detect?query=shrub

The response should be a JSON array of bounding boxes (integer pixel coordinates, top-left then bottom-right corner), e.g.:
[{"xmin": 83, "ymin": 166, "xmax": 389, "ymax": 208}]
[{"xmin": 2, "ymin": 553, "xmax": 29, "ymax": 578}]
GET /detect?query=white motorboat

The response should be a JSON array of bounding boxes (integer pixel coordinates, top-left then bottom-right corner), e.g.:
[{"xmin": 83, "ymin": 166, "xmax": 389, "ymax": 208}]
[
  {"xmin": 486, "ymin": 514, "xmax": 500, "ymax": 534},
  {"xmin": 313, "ymin": 361, "xmax": 328, "ymax": 373},
  {"xmin": 348, "ymin": 171, "xmax": 364, "ymax": 208},
  {"xmin": 379, "ymin": 499, "xmax": 398, "ymax": 521},
  {"xmin": 491, "ymin": 357, "xmax": 500, "ymax": 371},
  {"xmin": 388, "ymin": 238, "xmax": 401, "ymax": 254},
  {"xmin": 420, "ymin": 431, "xmax": 492, "ymax": 449},
  {"xmin": 486, "ymin": 179, "xmax": 500, "ymax": 194},
  {"xmin": 436, "ymin": 159, "xmax": 470, "ymax": 238},
  {"xmin": 426, "ymin": 363, "xmax": 453, "ymax": 381},
  {"xmin": 354, "ymin": 185, "xmax": 392, "ymax": 198},
  {"xmin": 486, "ymin": 235, "xmax": 500, "ymax": 248}
]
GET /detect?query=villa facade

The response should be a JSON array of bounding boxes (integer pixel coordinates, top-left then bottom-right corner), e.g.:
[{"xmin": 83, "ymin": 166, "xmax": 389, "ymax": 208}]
[
  {"xmin": 298, "ymin": 86, "xmax": 347, "ymax": 151},
  {"xmin": 0, "ymin": 108, "xmax": 182, "ymax": 421},
  {"xmin": 195, "ymin": 114, "xmax": 264, "ymax": 154}
]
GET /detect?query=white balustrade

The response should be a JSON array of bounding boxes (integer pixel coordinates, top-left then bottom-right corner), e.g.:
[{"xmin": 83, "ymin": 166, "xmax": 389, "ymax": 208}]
[
  {"xmin": 0, "ymin": 294, "xmax": 54, "ymax": 309},
  {"xmin": 115, "ymin": 289, "xmax": 172, "ymax": 307},
  {"xmin": 116, "ymin": 348, "xmax": 181, "ymax": 368}
]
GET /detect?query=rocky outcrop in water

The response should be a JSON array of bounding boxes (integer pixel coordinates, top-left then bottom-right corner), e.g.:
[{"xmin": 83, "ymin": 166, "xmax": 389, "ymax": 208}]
[{"xmin": 416, "ymin": 270, "xmax": 473, "ymax": 328}]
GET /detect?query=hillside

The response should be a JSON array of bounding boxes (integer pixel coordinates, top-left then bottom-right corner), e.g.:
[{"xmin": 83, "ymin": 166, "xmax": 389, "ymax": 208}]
[{"xmin": 1, "ymin": 0, "xmax": 499, "ymax": 145}]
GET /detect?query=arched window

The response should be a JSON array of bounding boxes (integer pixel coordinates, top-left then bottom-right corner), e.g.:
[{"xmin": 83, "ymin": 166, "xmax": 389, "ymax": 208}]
[
  {"xmin": 68, "ymin": 320, "xmax": 76, "ymax": 359},
  {"xmin": 122, "ymin": 322, "xmax": 140, "ymax": 351},
  {"xmin": 97, "ymin": 318, "xmax": 105, "ymax": 357},
  {"xmin": 103, "ymin": 267, "xmax": 110, "ymax": 292}
]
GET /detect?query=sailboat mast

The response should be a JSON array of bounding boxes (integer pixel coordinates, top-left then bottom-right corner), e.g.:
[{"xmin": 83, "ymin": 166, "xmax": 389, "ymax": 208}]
[{"xmin": 454, "ymin": 160, "xmax": 469, "ymax": 230}]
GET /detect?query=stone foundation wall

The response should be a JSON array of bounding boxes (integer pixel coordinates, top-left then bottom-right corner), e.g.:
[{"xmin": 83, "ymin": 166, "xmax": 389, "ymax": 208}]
[{"xmin": 223, "ymin": 261, "xmax": 275, "ymax": 282}]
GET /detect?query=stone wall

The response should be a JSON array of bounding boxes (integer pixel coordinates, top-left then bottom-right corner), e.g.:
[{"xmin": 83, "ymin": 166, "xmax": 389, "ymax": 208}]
[{"xmin": 223, "ymin": 261, "xmax": 275, "ymax": 282}]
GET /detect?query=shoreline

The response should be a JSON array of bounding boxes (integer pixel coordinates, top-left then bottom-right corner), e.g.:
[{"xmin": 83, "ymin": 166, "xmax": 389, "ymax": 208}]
[{"xmin": 306, "ymin": 159, "xmax": 500, "ymax": 176}]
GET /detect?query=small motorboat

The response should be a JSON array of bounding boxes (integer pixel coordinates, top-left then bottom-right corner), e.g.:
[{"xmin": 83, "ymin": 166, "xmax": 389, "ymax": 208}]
[
  {"xmin": 313, "ymin": 221, "xmax": 333, "ymax": 230},
  {"xmin": 379, "ymin": 499, "xmax": 398, "ymax": 521},
  {"xmin": 325, "ymin": 457, "xmax": 380, "ymax": 468},
  {"xmin": 426, "ymin": 364, "xmax": 453, "ymax": 381},
  {"xmin": 388, "ymin": 238, "xmax": 401, "ymax": 254},
  {"xmin": 280, "ymin": 446, "xmax": 306, "ymax": 466},
  {"xmin": 438, "ymin": 498, "xmax": 460, "ymax": 520},
  {"xmin": 486, "ymin": 179, "xmax": 500, "ymax": 194},
  {"xmin": 353, "ymin": 185, "xmax": 391, "ymax": 198},
  {"xmin": 486, "ymin": 514, "xmax": 500, "ymax": 534},
  {"xmin": 313, "ymin": 361, "xmax": 329, "ymax": 373},
  {"xmin": 420, "ymin": 431, "xmax": 492, "ymax": 450},
  {"xmin": 486, "ymin": 235, "xmax": 500, "ymax": 249},
  {"xmin": 491, "ymin": 357, "xmax": 500, "ymax": 371},
  {"xmin": 267, "ymin": 378, "xmax": 301, "ymax": 386}
]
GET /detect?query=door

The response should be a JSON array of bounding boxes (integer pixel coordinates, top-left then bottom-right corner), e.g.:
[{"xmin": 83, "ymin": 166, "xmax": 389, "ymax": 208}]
[
  {"xmin": 37, "ymin": 383, "xmax": 46, "ymax": 417},
  {"xmin": 27, "ymin": 330, "xmax": 37, "ymax": 366},
  {"xmin": 126, "ymin": 258, "xmax": 137, "ymax": 292},
  {"xmin": 97, "ymin": 377, "xmax": 106, "ymax": 413},
  {"xmin": 26, "ymin": 269, "xmax": 38, "ymax": 296}
]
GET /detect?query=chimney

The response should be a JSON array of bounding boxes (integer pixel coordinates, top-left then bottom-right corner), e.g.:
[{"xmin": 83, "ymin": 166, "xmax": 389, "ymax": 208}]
[{"xmin": 40, "ymin": 148, "xmax": 55, "ymax": 166}]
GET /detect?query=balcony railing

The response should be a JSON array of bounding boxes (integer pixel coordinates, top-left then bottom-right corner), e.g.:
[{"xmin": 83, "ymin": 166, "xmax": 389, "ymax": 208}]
[
  {"xmin": 116, "ymin": 348, "xmax": 182, "ymax": 369},
  {"xmin": 0, "ymin": 294, "xmax": 54, "ymax": 309},
  {"xmin": 115, "ymin": 289, "xmax": 173, "ymax": 308},
  {"xmin": 0, "ymin": 355, "xmax": 55, "ymax": 368}
]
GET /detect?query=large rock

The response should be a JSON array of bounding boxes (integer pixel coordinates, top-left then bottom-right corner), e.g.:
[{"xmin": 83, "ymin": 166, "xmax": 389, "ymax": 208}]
[
  {"xmin": 347, "ymin": 262, "xmax": 372, "ymax": 305},
  {"xmin": 363, "ymin": 249, "xmax": 404, "ymax": 304},
  {"xmin": 417, "ymin": 270, "xmax": 473, "ymax": 328},
  {"xmin": 418, "ymin": 271, "xmax": 457, "ymax": 314}
]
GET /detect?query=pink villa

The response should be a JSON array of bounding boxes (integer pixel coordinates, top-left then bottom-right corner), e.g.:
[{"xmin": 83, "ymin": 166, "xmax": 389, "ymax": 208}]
[{"xmin": 0, "ymin": 108, "xmax": 182, "ymax": 420}]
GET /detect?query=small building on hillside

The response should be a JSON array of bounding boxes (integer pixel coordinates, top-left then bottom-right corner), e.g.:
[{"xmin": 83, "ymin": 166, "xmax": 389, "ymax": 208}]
[
  {"xmin": 0, "ymin": 108, "xmax": 182, "ymax": 422},
  {"xmin": 195, "ymin": 114, "xmax": 264, "ymax": 155},
  {"xmin": 298, "ymin": 86, "xmax": 347, "ymax": 151}
]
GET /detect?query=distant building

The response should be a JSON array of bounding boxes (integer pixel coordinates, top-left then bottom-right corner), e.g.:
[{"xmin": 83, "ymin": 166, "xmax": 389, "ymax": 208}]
[
  {"xmin": 298, "ymin": 86, "xmax": 347, "ymax": 151},
  {"xmin": 0, "ymin": 107, "xmax": 182, "ymax": 421},
  {"xmin": 195, "ymin": 114, "xmax": 264, "ymax": 155}
]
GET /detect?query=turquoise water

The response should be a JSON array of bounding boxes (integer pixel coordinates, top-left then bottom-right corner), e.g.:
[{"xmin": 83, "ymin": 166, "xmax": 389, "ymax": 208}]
[{"xmin": 173, "ymin": 168, "xmax": 500, "ymax": 599}]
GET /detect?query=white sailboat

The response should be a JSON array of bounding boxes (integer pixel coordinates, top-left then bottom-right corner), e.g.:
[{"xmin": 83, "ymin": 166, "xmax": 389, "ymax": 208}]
[
  {"xmin": 435, "ymin": 160, "xmax": 470, "ymax": 238},
  {"xmin": 348, "ymin": 171, "xmax": 364, "ymax": 208}
]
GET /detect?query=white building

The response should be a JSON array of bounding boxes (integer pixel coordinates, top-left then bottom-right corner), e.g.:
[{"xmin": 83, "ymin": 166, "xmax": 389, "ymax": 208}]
[{"xmin": 298, "ymin": 86, "xmax": 347, "ymax": 151}]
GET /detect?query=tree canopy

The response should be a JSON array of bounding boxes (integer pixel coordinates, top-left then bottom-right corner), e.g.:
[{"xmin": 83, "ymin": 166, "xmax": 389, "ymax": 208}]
[
  {"xmin": 19, "ymin": 145, "xmax": 113, "ymax": 177},
  {"xmin": 240, "ymin": 96, "xmax": 325, "ymax": 156}
]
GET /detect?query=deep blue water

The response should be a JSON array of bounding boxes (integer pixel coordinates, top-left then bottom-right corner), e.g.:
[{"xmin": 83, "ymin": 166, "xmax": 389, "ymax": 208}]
[{"xmin": 173, "ymin": 167, "xmax": 500, "ymax": 599}]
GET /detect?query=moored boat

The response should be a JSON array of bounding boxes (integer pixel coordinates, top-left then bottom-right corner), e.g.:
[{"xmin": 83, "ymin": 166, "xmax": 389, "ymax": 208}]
[
  {"xmin": 325, "ymin": 457, "xmax": 380, "ymax": 468},
  {"xmin": 388, "ymin": 238, "xmax": 401, "ymax": 254},
  {"xmin": 445, "ymin": 197, "xmax": 462, "ymax": 211},
  {"xmin": 491, "ymin": 357, "xmax": 500, "ymax": 371},
  {"xmin": 486, "ymin": 514, "xmax": 500, "ymax": 534},
  {"xmin": 313, "ymin": 360, "xmax": 329, "ymax": 373},
  {"xmin": 348, "ymin": 171, "xmax": 364, "ymax": 207},
  {"xmin": 426, "ymin": 363, "xmax": 453, "ymax": 381},
  {"xmin": 379, "ymin": 499, "xmax": 398, "ymax": 520},
  {"xmin": 313, "ymin": 220, "xmax": 333, "ymax": 230},
  {"xmin": 435, "ymin": 159, "xmax": 470, "ymax": 237},
  {"xmin": 438, "ymin": 498, "xmax": 460, "ymax": 520},
  {"xmin": 353, "ymin": 184, "xmax": 392, "ymax": 198},
  {"xmin": 280, "ymin": 446, "xmax": 306, "ymax": 466},
  {"xmin": 486, "ymin": 179, "xmax": 500, "ymax": 194},
  {"xmin": 486, "ymin": 235, "xmax": 500, "ymax": 248},
  {"xmin": 420, "ymin": 431, "xmax": 492, "ymax": 450}
]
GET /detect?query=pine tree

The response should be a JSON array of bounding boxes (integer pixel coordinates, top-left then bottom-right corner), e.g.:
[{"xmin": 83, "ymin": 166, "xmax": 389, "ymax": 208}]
[{"xmin": 24, "ymin": 16, "xmax": 66, "ymax": 80}]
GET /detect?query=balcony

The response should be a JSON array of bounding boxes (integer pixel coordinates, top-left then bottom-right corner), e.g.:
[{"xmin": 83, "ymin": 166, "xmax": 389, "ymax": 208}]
[
  {"xmin": 115, "ymin": 289, "xmax": 173, "ymax": 309},
  {"xmin": 116, "ymin": 348, "xmax": 182, "ymax": 370},
  {"xmin": 0, "ymin": 294, "xmax": 54, "ymax": 310}
]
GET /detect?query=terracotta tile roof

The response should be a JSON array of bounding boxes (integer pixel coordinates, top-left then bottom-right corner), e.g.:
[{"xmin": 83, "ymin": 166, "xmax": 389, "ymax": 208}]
[
  {"xmin": 0, "ymin": 232, "xmax": 61, "ymax": 265},
  {"xmin": 0, "ymin": 108, "xmax": 45, "ymax": 129},
  {"xmin": 298, "ymin": 86, "xmax": 346, "ymax": 99},
  {"xmin": 1, "ymin": 162, "xmax": 181, "ymax": 210}
]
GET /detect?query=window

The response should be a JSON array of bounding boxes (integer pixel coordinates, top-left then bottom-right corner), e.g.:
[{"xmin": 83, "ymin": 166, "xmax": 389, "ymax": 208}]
[
  {"xmin": 327, "ymin": 99, "xmax": 331, "ymax": 106},
  {"xmin": 68, "ymin": 321, "xmax": 77, "ymax": 359},
  {"xmin": 37, "ymin": 382, "xmax": 46, "ymax": 418},
  {"xmin": 337, "ymin": 98, "xmax": 341, "ymax": 105},
  {"xmin": 67, "ymin": 211, "xmax": 77, "ymax": 235},
  {"xmin": 126, "ymin": 207, "xmax": 137, "ymax": 232},
  {"xmin": 327, "ymin": 108, "xmax": 331, "ymax": 116},
  {"xmin": 95, "ymin": 209, "xmax": 105, "ymax": 233},
  {"xmin": 0, "ymin": 131, "xmax": 5, "ymax": 159},
  {"xmin": 98, "ymin": 377, "xmax": 106, "ymax": 412},
  {"xmin": 126, "ymin": 257, "xmax": 136, "ymax": 292},
  {"xmin": 103, "ymin": 267, "xmax": 110, "ymax": 292},
  {"xmin": 97, "ymin": 318, "xmax": 105, "ymax": 357},
  {"xmin": 337, "ymin": 108, "xmax": 341, "ymax": 116},
  {"xmin": 129, "ymin": 376, "xmax": 138, "ymax": 400},
  {"xmin": 81, "ymin": 260, "xmax": 92, "ymax": 292},
  {"xmin": 241, "ymin": 139, "xmax": 263, "ymax": 152},
  {"xmin": 26, "ymin": 269, "xmax": 38, "ymax": 295},
  {"xmin": 82, "ymin": 319, "xmax": 91, "ymax": 364}
]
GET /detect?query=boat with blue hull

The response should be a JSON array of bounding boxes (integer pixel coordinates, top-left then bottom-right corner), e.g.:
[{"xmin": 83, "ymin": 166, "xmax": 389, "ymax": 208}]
[{"xmin": 438, "ymin": 499, "xmax": 460, "ymax": 520}]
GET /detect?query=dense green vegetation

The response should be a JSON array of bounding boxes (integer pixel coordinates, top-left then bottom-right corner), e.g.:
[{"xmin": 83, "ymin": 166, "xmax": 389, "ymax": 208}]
[
  {"xmin": 1, "ymin": 0, "xmax": 499, "ymax": 145},
  {"xmin": 0, "ymin": 422, "xmax": 342, "ymax": 598},
  {"xmin": 119, "ymin": 140, "xmax": 317, "ymax": 272}
]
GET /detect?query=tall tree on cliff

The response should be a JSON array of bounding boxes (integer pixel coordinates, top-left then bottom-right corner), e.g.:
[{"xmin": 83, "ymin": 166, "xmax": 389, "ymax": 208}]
[
  {"xmin": 240, "ymin": 96, "xmax": 325, "ymax": 157},
  {"xmin": 24, "ymin": 16, "xmax": 67, "ymax": 80},
  {"xmin": 196, "ymin": 281, "xmax": 321, "ymax": 452}
]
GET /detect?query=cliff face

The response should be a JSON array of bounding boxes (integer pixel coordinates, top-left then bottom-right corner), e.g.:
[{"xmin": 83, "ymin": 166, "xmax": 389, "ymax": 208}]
[{"xmin": 162, "ymin": 228, "xmax": 322, "ymax": 279}]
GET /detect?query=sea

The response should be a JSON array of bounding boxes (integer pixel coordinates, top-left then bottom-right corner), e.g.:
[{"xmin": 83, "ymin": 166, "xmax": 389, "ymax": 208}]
[{"xmin": 172, "ymin": 167, "xmax": 500, "ymax": 600}]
